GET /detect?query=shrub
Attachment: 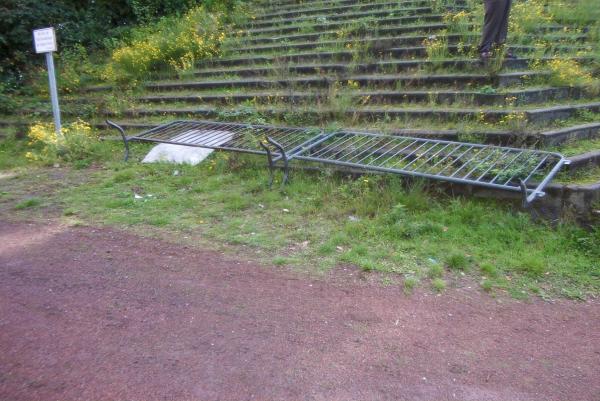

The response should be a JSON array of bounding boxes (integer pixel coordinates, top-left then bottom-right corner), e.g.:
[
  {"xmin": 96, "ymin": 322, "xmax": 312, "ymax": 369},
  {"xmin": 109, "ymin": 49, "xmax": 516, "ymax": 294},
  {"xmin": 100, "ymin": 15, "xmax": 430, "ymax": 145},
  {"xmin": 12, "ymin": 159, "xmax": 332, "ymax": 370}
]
[
  {"xmin": 26, "ymin": 119, "xmax": 99, "ymax": 164},
  {"xmin": 57, "ymin": 44, "xmax": 98, "ymax": 94},
  {"xmin": 104, "ymin": 5, "xmax": 227, "ymax": 83},
  {"xmin": 0, "ymin": 82, "xmax": 19, "ymax": 114}
]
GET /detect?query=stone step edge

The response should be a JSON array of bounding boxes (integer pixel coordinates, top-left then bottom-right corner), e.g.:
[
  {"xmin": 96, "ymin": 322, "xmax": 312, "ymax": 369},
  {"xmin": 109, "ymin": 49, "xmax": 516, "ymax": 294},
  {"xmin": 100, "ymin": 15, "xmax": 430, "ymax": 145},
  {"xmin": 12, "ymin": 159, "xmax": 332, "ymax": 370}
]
[
  {"xmin": 192, "ymin": 56, "xmax": 592, "ymax": 78},
  {"xmin": 65, "ymin": 100, "xmax": 598, "ymax": 125},
  {"xmin": 238, "ymin": 21, "xmax": 568, "ymax": 45},
  {"xmin": 2, "ymin": 118, "xmax": 597, "ymax": 151},
  {"xmin": 226, "ymin": 34, "xmax": 587, "ymax": 55},
  {"xmin": 242, "ymin": 4, "xmax": 465, "ymax": 29},
  {"xmin": 243, "ymin": 9, "xmax": 437, "ymax": 35},
  {"xmin": 83, "ymin": 71, "xmax": 545, "ymax": 93},
  {"xmin": 249, "ymin": 0, "xmax": 434, "ymax": 22},
  {"xmin": 134, "ymin": 87, "xmax": 587, "ymax": 108},
  {"xmin": 248, "ymin": 4, "xmax": 469, "ymax": 27},
  {"xmin": 205, "ymin": 45, "xmax": 588, "ymax": 68},
  {"xmin": 243, "ymin": 15, "xmax": 443, "ymax": 40}
]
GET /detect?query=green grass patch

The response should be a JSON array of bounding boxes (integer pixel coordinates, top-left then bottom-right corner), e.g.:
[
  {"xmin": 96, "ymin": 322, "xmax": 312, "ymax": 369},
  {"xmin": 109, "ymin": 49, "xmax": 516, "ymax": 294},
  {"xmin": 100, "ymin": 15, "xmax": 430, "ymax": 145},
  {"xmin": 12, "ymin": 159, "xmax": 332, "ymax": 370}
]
[
  {"xmin": 1, "ymin": 137, "xmax": 599, "ymax": 299},
  {"xmin": 52, "ymin": 153, "xmax": 600, "ymax": 298},
  {"xmin": 403, "ymin": 276, "xmax": 418, "ymax": 294},
  {"xmin": 14, "ymin": 197, "xmax": 42, "ymax": 210},
  {"xmin": 432, "ymin": 278, "xmax": 446, "ymax": 292},
  {"xmin": 445, "ymin": 252, "xmax": 469, "ymax": 271}
]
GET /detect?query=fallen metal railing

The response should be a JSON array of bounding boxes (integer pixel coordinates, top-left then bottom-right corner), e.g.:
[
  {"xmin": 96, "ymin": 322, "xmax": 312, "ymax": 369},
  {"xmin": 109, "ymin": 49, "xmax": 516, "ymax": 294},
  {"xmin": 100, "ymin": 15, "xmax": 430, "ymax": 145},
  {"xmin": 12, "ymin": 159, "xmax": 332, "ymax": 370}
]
[{"xmin": 107, "ymin": 119, "xmax": 570, "ymax": 206}]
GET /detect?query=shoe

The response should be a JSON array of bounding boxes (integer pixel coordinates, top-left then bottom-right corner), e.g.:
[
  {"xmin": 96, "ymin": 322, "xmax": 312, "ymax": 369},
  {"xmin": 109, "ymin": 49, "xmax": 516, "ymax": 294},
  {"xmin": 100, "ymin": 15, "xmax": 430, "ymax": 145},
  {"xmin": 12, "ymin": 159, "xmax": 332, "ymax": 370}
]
[
  {"xmin": 504, "ymin": 50, "xmax": 518, "ymax": 59},
  {"xmin": 479, "ymin": 51, "xmax": 493, "ymax": 64}
]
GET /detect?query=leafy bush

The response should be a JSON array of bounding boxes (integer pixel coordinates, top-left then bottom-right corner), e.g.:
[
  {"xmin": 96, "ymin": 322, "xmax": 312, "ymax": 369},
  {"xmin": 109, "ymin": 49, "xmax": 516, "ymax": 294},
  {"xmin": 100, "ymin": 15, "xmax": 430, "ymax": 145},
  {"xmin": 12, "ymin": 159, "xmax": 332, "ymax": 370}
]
[
  {"xmin": 1, "ymin": 0, "xmax": 241, "ymax": 87},
  {"xmin": 103, "ymin": 5, "xmax": 226, "ymax": 83},
  {"xmin": 129, "ymin": 0, "xmax": 198, "ymax": 23},
  {"xmin": 0, "ymin": 83, "xmax": 20, "ymax": 114},
  {"xmin": 57, "ymin": 44, "xmax": 98, "ymax": 94},
  {"xmin": 26, "ymin": 119, "xmax": 100, "ymax": 164}
]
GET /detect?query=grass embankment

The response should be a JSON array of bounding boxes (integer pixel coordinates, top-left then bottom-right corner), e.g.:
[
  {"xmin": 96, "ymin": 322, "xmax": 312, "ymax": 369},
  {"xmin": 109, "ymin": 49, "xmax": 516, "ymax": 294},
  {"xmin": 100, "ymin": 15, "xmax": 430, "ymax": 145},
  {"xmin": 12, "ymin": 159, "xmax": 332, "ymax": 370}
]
[{"xmin": 0, "ymin": 136, "xmax": 598, "ymax": 300}]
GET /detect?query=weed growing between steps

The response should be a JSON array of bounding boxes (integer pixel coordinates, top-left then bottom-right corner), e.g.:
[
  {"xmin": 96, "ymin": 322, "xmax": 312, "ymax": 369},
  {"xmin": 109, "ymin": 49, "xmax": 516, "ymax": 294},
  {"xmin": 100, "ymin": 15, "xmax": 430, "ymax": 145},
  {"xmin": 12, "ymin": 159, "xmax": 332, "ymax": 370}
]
[{"xmin": 0, "ymin": 138, "xmax": 598, "ymax": 300}]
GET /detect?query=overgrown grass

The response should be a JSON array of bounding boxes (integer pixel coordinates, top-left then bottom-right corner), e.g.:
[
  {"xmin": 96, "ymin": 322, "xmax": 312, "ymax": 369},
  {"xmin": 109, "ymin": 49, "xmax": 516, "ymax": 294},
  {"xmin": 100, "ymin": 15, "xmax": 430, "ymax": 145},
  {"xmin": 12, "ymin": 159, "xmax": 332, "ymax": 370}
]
[{"xmin": 0, "ymin": 143, "xmax": 591, "ymax": 299}]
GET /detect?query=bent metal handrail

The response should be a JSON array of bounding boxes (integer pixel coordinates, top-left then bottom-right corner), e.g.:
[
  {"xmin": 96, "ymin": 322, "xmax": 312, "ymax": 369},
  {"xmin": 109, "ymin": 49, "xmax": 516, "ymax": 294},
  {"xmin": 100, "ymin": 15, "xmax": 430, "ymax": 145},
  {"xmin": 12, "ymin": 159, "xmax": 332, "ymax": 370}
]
[{"xmin": 107, "ymin": 119, "xmax": 570, "ymax": 206}]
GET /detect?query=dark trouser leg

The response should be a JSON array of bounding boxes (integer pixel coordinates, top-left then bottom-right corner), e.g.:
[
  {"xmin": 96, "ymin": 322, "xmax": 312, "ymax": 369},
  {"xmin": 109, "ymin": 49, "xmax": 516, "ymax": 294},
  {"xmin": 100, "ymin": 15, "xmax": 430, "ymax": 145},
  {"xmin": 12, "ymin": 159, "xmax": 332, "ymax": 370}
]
[
  {"xmin": 496, "ymin": 0, "xmax": 512, "ymax": 46},
  {"xmin": 478, "ymin": 0, "xmax": 508, "ymax": 53}
]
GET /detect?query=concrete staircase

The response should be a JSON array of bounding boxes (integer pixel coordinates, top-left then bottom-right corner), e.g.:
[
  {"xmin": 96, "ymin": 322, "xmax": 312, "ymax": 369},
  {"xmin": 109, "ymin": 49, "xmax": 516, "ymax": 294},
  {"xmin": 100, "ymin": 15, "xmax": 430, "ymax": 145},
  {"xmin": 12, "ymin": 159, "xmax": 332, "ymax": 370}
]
[{"xmin": 5, "ymin": 0, "xmax": 600, "ymax": 221}]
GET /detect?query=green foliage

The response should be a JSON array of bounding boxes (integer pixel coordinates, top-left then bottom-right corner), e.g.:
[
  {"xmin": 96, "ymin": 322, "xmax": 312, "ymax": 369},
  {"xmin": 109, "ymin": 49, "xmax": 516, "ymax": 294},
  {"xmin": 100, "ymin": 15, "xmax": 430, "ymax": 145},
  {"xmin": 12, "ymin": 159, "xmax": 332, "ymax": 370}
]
[
  {"xmin": 14, "ymin": 197, "xmax": 42, "ymax": 210},
  {"xmin": 128, "ymin": 0, "xmax": 199, "ymax": 23},
  {"xmin": 481, "ymin": 279, "xmax": 493, "ymax": 292},
  {"xmin": 0, "ymin": 0, "xmax": 242, "ymax": 87},
  {"xmin": 547, "ymin": 0, "xmax": 600, "ymax": 26},
  {"xmin": 432, "ymin": 278, "xmax": 447, "ymax": 292},
  {"xmin": 428, "ymin": 263, "xmax": 444, "ymax": 278},
  {"xmin": 480, "ymin": 262, "xmax": 498, "ymax": 277},
  {"xmin": 403, "ymin": 276, "xmax": 418, "ymax": 294},
  {"xmin": 57, "ymin": 44, "xmax": 98, "ymax": 93},
  {"xmin": 1, "ymin": 0, "xmax": 131, "ymax": 82},
  {"xmin": 25, "ymin": 120, "xmax": 101, "ymax": 165},
  {"xmin": 1, "ymin": 144, "xmax": 598, "ymax": 298},
  {"xmin": 446, "ymin": 253, "xmax": 469, "ymax": 270},
  {"xmin": 0, "ymin": 83, "xmax": 20, "ymax": 114},
  {"xmin": 103, "ymin": 6, "xmax": 227, "ymax": 83}
]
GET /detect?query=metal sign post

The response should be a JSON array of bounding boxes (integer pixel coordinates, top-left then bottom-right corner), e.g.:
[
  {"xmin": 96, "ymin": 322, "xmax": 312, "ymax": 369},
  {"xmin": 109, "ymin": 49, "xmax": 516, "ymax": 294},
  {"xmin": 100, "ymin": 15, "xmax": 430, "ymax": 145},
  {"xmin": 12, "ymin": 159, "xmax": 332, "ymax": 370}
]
[{"xmin": 33, "ymin": 27, "xmax": 61, "ymax": 136}]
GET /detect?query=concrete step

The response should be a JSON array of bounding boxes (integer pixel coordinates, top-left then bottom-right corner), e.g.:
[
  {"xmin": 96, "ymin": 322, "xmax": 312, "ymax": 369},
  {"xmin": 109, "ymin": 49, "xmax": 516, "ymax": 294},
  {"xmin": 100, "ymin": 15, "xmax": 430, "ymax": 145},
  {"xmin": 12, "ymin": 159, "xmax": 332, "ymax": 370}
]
[
  {"xmin": 118, "ymin": 101, "xmax": 600, "ymax": 124},
  {"xmin": 257, "ymin": 0, "xmax": 422, "ymax": 15},
  {"xmin": 193, "ymin": 56, "xmax": 589, "ymax": 79},
  {"xmin": 540, "ymin": 123, "xmax": 600, "ymax": 146},
  {"xmin": 242, "ymin": 21, "xmax": 573, "ymax": 44},
  {"xmin": 242, "ymin": 13, "xmax": 443, "ymax": 41},
  {"xmin": 247, "ymin": 0, "xmax": 432, "ymax": 22},
  {"xmin": 255, "ymin": 0, "xmax": 410, "ymax": 15},
  {"xmin": 566, "ymin": 149, "xmax": 600, "ymax": 172},
  {"xmin": 242, "ymin": 8, "xmax": 443, "ymax": 39},
  {"xmin": 254, "ymin": 0, "xmax": 374, "ymax": 9},
  {"xmin": 228, "ymin": 31, "xmax": 463, "ymax": 55},
  {"xmin": 137, "ymin": 87, "xmax": 585, "ymax": 107},
  {"xmin": 206, "ymin": 44, "xmax": 585, "ymax": 69},
  {"xmin": 131, "ymin": 71, "xmax": 544, "ymax": 92},
  {"xmin": 242, "ymin": 3, "xmax": 457, "ymax": 29},
  {"xmin": 226, "ymin": 33, "xmax": 586, "ymax": 55}
]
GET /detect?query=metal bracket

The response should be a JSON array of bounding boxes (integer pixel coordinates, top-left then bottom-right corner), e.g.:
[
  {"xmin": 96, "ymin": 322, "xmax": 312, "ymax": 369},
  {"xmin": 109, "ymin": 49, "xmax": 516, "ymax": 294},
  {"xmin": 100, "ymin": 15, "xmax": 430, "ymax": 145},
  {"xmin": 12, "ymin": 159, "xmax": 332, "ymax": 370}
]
[
  {"xmin": 519, "ymin": 179, "xmax": 532, "ymax": 208},
  {"xmin": 259, "ymin": 140, "xmax": 275, "ymax": 188},
  {"xmin": 106, "ymin": 120, "xmax": 130, "ymax": 161},
  {"xmin": 519, "ymin": 180, "xmax": 547, "ymax": 208},
  {"xmin": 266, "ymin": 136, "xmax": 289, "ymax": 186},
  {"xmin": 259, "ymin": 136, "xmax": 289, "ymax": 188}
]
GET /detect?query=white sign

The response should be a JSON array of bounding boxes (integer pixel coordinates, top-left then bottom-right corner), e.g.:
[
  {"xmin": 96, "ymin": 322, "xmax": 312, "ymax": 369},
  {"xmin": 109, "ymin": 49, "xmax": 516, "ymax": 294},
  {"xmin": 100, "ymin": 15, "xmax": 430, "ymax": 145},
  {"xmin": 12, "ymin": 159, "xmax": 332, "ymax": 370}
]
[{"xmin": 33, "ymin": 28, "xmax": 57, "ymax": 53}]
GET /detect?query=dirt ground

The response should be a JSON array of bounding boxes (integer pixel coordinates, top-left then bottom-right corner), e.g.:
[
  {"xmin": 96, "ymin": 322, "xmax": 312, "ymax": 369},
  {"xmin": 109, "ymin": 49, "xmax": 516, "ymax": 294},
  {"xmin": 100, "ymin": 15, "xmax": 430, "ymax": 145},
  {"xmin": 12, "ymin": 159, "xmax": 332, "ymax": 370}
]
[{"xmin": 1, "ymin": 220, "xmax": 599, "ymax": 401}]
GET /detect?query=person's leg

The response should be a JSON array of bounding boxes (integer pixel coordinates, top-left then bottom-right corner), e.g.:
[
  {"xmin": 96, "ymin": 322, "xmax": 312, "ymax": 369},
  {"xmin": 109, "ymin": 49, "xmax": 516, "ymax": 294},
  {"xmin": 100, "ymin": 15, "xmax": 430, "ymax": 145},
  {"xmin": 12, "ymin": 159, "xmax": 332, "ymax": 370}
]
[
  {"xmin": 495, "ymin": 0, "xmax": 512, "ymax": 46},
  {"xmin": 478, "ymin": 0, "xmax": 505, "ymax": 54},
  {"xmin": 496, "ymin": 0, "xmax": 516, "ymax": 58}
]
